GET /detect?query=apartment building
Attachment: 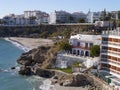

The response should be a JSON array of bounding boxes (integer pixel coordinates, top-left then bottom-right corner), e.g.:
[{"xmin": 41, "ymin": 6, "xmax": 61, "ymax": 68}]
[
  {"xmin": 49, "ymin": 10, "xmax": 71, "ymax": 24},
  {"xmin": 87, "ymin": 10, "xmax": 102, "ymax": 23},
  {"xmin": 69, "ymin": 34, "xmax": 101, "ymax": 57},
  {"xmin": 3, "ymin": 14, "xmax": 30, "ymax": 25},
  {"xmin": 100, "ymin": 30, "xmax": 120, "ymax": 78},
  {"xmin": 100, "ymin": 29, "xmax": 120, "ymax": 88},
  {"xmin": 24, "ymin": 10, "xmax": 49, "ymax": 24},
  {"xmin": 24, "ymin": 10, "xmax": 40, "ymax": 18}
]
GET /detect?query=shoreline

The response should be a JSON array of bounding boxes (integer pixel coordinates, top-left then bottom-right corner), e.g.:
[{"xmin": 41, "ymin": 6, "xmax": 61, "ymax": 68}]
[
  {"xmin": 4, "ymin": 37, "xmax": 87, "ymax": 90},
  {"xmin": 4, "ymin": 37, "xmax": 31, "ymax": 52}
]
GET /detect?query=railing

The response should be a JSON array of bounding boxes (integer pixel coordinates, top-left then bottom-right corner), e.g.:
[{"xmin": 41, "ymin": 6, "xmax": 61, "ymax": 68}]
[
  {"xmin": 108, "ymin": 41, "xmax": 120, "ymax": 47},
  {"xmin": 72, "ymin": 46, "xmax": 90, "ymax": 50},
  {"xmin": 102, "ymin": 30, "xmax": 120, "ymax": 36},
  {"xmin": 101, "ymin": 67, "xmax": 120, "ymax": 75},
  {"xmin": 108, "ymin": 50, "xmax": 120, "ymax": 56},
  {"xmin": 101, "ymin": 49, "xmax": 120, "ymax": 56},
  {"xmin": 101, "ymin": 58, "xmax": 120, "ymax": 65}
]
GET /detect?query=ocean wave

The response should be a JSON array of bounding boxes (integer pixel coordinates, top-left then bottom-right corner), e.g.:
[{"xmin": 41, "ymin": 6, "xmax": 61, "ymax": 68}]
[
  {"xmin": 4, "ymin": 38, "xmax": 31, "ymax": 52},
  {"xmin": 0, "ymin": 68, "xmax": 10, "ymax": 73},
  {"xmin": 39, "ymin": 79, "xmax": 56, "ymax": 90}
]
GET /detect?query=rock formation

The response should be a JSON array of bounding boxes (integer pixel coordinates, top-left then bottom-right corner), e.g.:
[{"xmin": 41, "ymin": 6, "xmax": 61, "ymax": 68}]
[{"xmin": 17, "ymin": 45, "xmax": 58, "ymax": 77}]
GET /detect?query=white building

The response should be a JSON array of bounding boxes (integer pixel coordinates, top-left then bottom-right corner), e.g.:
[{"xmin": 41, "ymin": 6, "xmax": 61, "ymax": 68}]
[
  {"xmin": 24, "ymin": 10, "xmax": 49, "ymax": 24},
  {"xmin": 24, "ymin": 10, "xmax": 41, "ymax": 18},
  {"xmin": 95, "ymin": 21, "xmax": 113, "ymax": 27},
  {"xmin": 35, "ymin": 14, "xmax": 49, "ymax": 24},
  {"xmin": 49, "ymin": 10, "xmax": 71, "ymax": 24},
  {"xmin": 87, "ymin": 10, "xmax": 102, "ymax": 23},
  {"xmin": 69, "ymin": 34, "xmax": 101, "ymax": 57},
  {"xmin": 3, "ymin": 14, "xmax": 30, "ymax": 25}
]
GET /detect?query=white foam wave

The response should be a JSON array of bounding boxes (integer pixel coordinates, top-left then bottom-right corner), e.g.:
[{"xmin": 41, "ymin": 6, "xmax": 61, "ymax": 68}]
[
  {"xmin": 4, "ymin": 38, "xmax": 31, "ymax": 52},
  {"xmin": 39, "ymin": 79, "xmax": 56, "ymax": 90}
]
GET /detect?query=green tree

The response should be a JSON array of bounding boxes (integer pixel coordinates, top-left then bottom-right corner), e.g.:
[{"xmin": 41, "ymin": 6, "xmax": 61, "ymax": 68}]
[
  {"xmin": 90, "ymin": 45, "xmax": 100, "ymax": 57},
  {"xmin": 62, "ymin": 28, "xmax": 71, "ymax": 39},
  {"xmin": 118, "ymin": 11, "xmax": 120, "ymax": 20},
  {"xmin": 59, "ymin": 41, "xmax": 72, "ymax": 51},
  {"xmin": 78, "ymin": 18, "xmax": 85, "ymax": 23},
  {"xmin": 68, "ymin": 16, "xmax": 74, "ymax": 23}
]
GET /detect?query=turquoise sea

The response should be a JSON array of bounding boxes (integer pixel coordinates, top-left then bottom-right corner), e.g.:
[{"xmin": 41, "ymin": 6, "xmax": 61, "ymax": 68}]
[{"xmin": 0, "ymin": 39, "xmax": 44, "ymax": 90}]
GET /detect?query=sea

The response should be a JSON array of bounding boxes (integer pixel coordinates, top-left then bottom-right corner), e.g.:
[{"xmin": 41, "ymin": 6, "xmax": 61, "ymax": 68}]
[{"xmin": 0, "ymin": 38, "xmax": 55, "ymax": 90}]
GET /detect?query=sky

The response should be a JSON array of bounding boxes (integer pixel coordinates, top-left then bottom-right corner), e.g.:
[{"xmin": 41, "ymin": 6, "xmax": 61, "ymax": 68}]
[{"xmin": 0, "ymin": 0, "xmax": 120, "ymax": 18}]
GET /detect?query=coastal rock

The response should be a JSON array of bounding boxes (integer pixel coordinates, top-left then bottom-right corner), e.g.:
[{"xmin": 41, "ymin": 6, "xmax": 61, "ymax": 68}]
[
  {"xmin": 35, "ymin": 68, "xmax": 55, "ymax": 78},
  {"xmin": 58, "ymin": 74, "xmax": 94, "ymax": 87},
  {"xmin": 18, "ymin": 46, "xmax": 58, "ymax": 77},
  {"xmin": 19, "ymin": 66, "xmax": 32, "ymax": 75},
  {"xmin": 11, "ymin": 67, "xmax": 16, "ymax": 70}
]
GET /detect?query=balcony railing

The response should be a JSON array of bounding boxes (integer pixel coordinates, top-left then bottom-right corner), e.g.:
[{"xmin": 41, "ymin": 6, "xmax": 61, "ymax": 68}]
[
  {"xmin": 102, "ymin": 30, "xmax": 120, "ymax": 36},
  {"xmin": 108, "ymin": 50, "xmax": 120, "ymax": 56},
  {"xmin": 102, "ymin": 40, "xmax": 120, "ymax": 47},
  {"xmin": 101, "ymin": 58, "xmax": 120, "ymax": 66},
  {"xmin": 101, "ymin": 49, "xmax": 120, "ymax": 56},
  {"xmin": 72, "ymin": 46, "xmax": 90, "ymax": 50},
  {"xmin": 101, "ymin": 67, "xmax": 120, "ymax": 75}
]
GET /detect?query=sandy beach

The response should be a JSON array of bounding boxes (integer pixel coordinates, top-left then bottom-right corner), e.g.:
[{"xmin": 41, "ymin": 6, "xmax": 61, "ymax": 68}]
[{"xmin": 8, "ymin": 37, "xmax": 54, "ymax": 49}]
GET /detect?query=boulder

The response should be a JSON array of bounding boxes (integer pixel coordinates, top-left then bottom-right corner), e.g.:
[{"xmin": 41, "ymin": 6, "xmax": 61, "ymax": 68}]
[
  {"xmin": 19, "ymin": 66, "xmax": 32, "ymax": 76},
  {"xmin": 35, "ymin": 68, "xmax": 55, "ymax": 78},
  {"xmin": 11, "ymin": 67, "xmax": 16, "ymax": 70}
]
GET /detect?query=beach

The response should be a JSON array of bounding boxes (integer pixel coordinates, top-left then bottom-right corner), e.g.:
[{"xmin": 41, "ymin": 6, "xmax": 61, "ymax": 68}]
[{"xmin": 8, "ymin": 37, "xmax": 54, "ymax": 49}]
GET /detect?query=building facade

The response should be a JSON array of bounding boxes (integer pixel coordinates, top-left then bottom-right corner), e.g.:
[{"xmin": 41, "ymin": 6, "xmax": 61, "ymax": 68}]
[
  {"xmin": 100, "ymin": 30, "xmax": 120, "ymax": 79},
  {"xmin": 87, "ymin": 10, "xmax": 102, "ymax": 23},
  {"xmin": 3, "ymin": 14, "xmax": 30, "ymax": 25},
  {"xmin": 49, "ymin": 10, "xmax": 71, "ymax": 24},
  {"xmin": 24, "ymin": 10, "xmax": 49, "ymax": 24},
  {"xmin": 69, "ymin": 34, "xmax": 101, "ymax": 57}
]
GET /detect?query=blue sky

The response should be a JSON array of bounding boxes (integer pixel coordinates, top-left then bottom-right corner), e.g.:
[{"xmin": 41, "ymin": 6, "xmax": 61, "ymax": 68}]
[{"xmin": 0, "ymin": 0, "xmax": 120, "ymax": 17}]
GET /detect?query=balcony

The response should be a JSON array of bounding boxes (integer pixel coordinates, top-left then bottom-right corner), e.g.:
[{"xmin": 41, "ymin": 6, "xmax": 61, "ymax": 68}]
[
  {"xmin": 102, "ymin": 30, "xmax": 120, "ymax": 36},
  {"xmin": 101, "ymin": 58, "xmax": 120, "ymax": 67},
  {"xmin": 72, "ymin": 46, "xmax": 90, "ymax": 50},
  {"xmin": 101, "ymin": 49, "xmax": 120, "ymax": 58},
  {"xmin": 101, "ymin": 67, "xmax": 120, "ymax": 75},
  {"xmin": 102, "ymin": 40, "xmax": 120, "ymax": 47}
]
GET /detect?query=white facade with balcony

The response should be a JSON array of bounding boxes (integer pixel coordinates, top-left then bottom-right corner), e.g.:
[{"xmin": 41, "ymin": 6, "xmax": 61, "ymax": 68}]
[{"xmin": 69, "ymin": 34, "xmax": 101, "ymax": 57}]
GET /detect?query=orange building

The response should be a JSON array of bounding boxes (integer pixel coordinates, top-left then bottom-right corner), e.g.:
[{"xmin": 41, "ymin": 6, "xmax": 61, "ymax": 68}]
[{"xmin": 100, "ymin": 30, "xmax": 120, "ymax": 79}]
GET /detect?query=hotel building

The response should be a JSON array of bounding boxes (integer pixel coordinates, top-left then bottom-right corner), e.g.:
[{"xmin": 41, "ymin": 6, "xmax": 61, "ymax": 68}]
[{"xmin": 100, "ymin": 30, "xmax": 120, "ymax": 79}]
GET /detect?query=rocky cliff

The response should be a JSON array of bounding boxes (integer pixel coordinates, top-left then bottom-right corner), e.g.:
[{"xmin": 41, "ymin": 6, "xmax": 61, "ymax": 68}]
[
  {"xmin": 0, "ymin": 24, "xmax": 95, "ymax": 37},
  {"xmin": 17, "ymin": 45, "xmax": 58, "ymax": 78}
]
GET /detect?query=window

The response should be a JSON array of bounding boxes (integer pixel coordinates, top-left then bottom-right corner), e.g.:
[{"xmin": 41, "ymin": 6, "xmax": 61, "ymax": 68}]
[
  {"xmin": 89, "ymin": 43, "xmax": 93, "ymax": 48},
  {"xmin": 85, "ymin": 43, "xmax": 88, "ymax": 48},
  {"xmin": 77, "ymin": 42, "xmax": 80, "ymax": 46},
  {"xmin": 102, "ymin": 37, "xmax": 108, "ymax": 41}
]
